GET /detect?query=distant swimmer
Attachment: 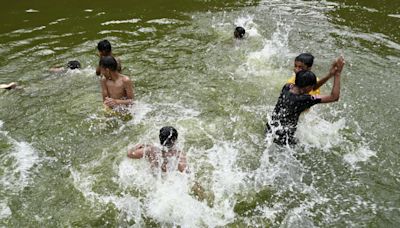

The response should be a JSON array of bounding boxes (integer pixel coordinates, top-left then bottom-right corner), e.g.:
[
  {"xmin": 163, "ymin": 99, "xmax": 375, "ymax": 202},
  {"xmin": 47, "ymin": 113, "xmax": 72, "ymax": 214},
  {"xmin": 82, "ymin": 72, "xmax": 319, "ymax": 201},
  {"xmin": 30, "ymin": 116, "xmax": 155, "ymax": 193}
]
[
  {"xmin": 234, "ymin": 26, "xmax": 246, "ymax": 39},
  {"xmin": 100, "ymin": 56, "xmax": 133, "ymax": 111},
  {"xmin": 0, "ymin": 82, "xmax": 18, "ymax": 90},
  {"xmin": 266, "ymin": 56, "xmax": 345, "ymax": 146},
  {"xmin": 127, "ymin": 126, "xmax": 188, "ymax": 173},
  {"xmin": 96, "ymin": 39, "xmax": 122, "ymax": 76},
  {"xmin": 49, "ymin": 60, "xmax": 81, "ymax": 73}
]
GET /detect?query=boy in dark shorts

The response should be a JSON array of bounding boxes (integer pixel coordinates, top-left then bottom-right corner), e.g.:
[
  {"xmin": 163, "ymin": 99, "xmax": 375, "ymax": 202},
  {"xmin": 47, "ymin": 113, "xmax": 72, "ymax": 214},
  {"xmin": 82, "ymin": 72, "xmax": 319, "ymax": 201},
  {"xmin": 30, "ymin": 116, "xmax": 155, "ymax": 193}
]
[{"xmin": 266, "ymin": 56, "xmax": 345, "ymax": 146}]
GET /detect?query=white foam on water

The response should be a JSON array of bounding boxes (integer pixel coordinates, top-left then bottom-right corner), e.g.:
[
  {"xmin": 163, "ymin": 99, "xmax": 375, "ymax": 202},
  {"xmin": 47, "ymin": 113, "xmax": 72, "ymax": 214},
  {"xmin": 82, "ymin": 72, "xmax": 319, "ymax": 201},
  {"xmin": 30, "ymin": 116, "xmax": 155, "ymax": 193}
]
[
  {"xmin": 388, "ymin": 14, "xmax": 400, "ymax": 19},
  {"xmin": 118, "ymin": 158, "xmax": 158, "ymax": 189},
  {"xmin": 98, "ymin": 30, "xmax": 139, "ymax": 36},
  {"xmin": 296, "ymin": 109, "xmax": 346, "ymax": 151},
  {"xmin": 33, "ymin": 49, "xmax": 55, "ymax": 56},
  {"xmin": 101, "ymin": 18, "xmax": 141, "ymax": 26},
  {"xmin": 0, "ymin": 201, "xmax": 12, "ymax": 220},
  {"xmin": 48, "ymin": 18, "xmax": 67, "ymax": 25},
  {"xmin": 138, "ymin": 27, "xmax": 156, "ymax": 33},
  {"xmin": 127, "ymin": 101, "xmax": 153, "ymax": 125},
  {"xmin": 12, "ymin": 26, "xmax": 46, "ymax": 34},
  {"xmin": 243, "ymin": 21, "xmax": 291, "ymax": 80},
  {"xmin": 25, "ymin": 9, "xmax": 39, "ymax": 13},
  {"xmin": 146, "ymin": 173, "xmax": 218, "ymax": 227},
  {"xmin": 234, "ymin": 15, "xmax": 261, "ymax": 37},
  {"xmin": 84, "ymin": 9, "xmax": 93, "ymax": 12},
  {"xmin": 0, "ymin": 124, "xmax": 41, "ymax": 192},
  {"xmin": 343, "ymin": 146, "xmax": 376, "ymax": 169},
  {"xmin": 147, "ymin": 18, "xmax": 182, "ymax": 25},
  {"xmin": 208, "ymin": 142, "xmax": 246, "ymax": 203}
]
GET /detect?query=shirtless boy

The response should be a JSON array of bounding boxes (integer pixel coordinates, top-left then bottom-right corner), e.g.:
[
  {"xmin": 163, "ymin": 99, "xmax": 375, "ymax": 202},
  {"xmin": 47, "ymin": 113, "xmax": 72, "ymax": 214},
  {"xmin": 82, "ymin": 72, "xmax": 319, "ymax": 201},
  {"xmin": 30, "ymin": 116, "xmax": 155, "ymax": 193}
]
[
  {"xmin": 127, "ymin": 126, "xmax": 188, "ymax": 173},
  {"xmin": 99, "ymin": 56, "xmax": 133, "ymax": 110},
  {"xmin": 96, "ymin": 39, "xmax": 121, "ymax": 76}
]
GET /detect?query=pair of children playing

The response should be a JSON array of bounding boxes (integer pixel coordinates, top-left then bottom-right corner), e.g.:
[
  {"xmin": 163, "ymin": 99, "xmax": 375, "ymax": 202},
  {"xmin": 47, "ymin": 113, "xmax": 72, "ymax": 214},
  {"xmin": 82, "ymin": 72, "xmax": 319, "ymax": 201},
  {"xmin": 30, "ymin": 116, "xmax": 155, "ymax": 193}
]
[{"xmin": 266, "ymin": 53, "xmax": 345, "ymax": 146}]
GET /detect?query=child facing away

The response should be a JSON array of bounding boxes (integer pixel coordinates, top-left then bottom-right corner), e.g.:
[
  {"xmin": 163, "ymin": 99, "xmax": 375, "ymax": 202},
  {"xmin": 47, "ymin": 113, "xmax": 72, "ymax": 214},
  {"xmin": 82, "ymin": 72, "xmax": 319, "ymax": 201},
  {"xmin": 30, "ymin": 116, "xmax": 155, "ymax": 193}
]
[
  {"xmin": 99, "ymin": 56, "xmax": 133, "ymax": 111},
  {"xmin": 96, "ymin": 39, "xmax": 122, "ymax": 76},
  {"xmin": 127, "ymin": 126, "xmax": 188, "ymax": 173},
  {"xmin": 266, "ymin": 56, "xmax": 345, "ymax": 146}
]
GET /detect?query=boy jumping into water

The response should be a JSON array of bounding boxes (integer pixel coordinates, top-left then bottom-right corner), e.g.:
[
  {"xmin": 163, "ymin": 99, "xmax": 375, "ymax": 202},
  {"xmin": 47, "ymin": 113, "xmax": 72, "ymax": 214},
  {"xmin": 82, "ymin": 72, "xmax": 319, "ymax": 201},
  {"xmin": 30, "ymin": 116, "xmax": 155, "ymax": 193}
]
[
  {"xmin": 266, "ymin": 56, "xmax": 345, "ymax": 146},
  {"xmin": 127, "ymin": 126, "xmax": 188, "ymax": 173},
  {"xmin": 100, "ymin": 56, "xmax": 133, "ymax": 110},
  {"xmin": 96, "ymin": 39, "xmax": 122, "ymax": 76}
]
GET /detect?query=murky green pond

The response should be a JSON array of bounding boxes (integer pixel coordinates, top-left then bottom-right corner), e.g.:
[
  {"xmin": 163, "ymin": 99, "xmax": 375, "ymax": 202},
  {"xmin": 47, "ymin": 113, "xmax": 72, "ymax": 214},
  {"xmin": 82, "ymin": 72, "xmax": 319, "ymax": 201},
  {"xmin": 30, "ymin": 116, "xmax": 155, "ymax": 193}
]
[{"xmin": 1, "ymin": 0, "xmax": 399, "ymax": 227}]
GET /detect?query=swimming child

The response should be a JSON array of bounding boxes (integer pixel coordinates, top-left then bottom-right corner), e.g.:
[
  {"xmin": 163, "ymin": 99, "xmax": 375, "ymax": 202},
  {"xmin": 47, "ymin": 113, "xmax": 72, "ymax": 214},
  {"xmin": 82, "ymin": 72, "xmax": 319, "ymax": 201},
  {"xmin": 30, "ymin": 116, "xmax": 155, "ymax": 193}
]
[
  {"xmin": 266, "ymin": 56, "xmax": 345, "ymax": 146},
  {"xmin": 127, "ymin": 126, "xmax": 188, "ymax": 173},
  {"xmin": 0, "ymin": 82, "xmax": 18, "ymax": 90},
  {"xmin": 96, "ymin": 39, "xmax": 122, "ymax": 76},
  {"xmin": 234, "ymin": 26, "xmax": 246, "ymax": 39},
  {"xmin": 99, "ymin": 56, "xmax": 133, "ymax": 111},
  {"xmin": 49, "ymin": 60, "xmax": 81, "ymax": 73}
]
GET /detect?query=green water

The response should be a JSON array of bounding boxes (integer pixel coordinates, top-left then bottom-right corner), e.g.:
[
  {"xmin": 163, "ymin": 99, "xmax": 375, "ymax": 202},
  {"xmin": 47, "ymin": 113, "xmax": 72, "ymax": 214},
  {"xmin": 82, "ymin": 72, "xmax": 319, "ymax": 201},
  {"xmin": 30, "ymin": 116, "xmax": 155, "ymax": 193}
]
[{"xmin": 1, "ymin": 0, "xmax": 399, "ymax": 227}]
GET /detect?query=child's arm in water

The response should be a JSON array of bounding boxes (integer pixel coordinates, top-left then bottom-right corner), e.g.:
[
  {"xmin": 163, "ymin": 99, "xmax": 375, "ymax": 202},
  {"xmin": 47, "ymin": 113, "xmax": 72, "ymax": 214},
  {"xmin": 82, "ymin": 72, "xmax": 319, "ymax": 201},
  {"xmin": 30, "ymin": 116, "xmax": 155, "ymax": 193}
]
[
  {"xmin": 127, "ymin": 144, "xmax": 145, "ymax": 159},
  {"xmin": 178, "ymin": 152, "xmax": 188, "ymax": 173},
  {"xmin": 318, "ymin": 56, "xmax": 345, "ymax": 103},
  {"xmin": 313, "ymin": 58, "xmax": 338, "ymax": 91}
]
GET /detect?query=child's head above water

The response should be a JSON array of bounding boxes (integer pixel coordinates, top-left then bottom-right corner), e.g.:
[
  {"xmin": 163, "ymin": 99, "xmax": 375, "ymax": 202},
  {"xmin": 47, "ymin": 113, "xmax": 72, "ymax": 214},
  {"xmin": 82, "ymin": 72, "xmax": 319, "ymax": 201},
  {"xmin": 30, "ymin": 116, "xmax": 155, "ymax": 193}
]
[
  {"xmin": 295, "ymin": 70, "xmax": 317, "ymax": 92},
  {"xmin": 294, "ymin": 53, "xmax": 314, "ymax": 73},
  {"xmin": 97, "ymin": 39, "xmax": 112, "ymax": 56},
  {"xmin": 67, "ymin": 60, "xmax": 81, "ymax": 70},
  {"xmin": 159, "ymin": 126, "xmax": 178, "ymax": 148},
  {"xmin": 99, "ymin": 56, "xmax": 118, "ymax": 72},
  {"xmin": 234, "ymin": 26, "xmax": 246, "ymax": 39}
]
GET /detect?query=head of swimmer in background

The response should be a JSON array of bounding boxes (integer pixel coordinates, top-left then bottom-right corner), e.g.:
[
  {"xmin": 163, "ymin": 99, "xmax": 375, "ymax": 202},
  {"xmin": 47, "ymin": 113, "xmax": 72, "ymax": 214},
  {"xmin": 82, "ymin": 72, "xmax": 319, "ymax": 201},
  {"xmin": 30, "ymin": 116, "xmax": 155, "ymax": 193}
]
[
  {"xmin": 97, "ymin": 39, "xmax": 112, "ymax": 57},
  {"xmin": 99, "ymin": 56, "xmax": 118, "ymax": 79},
  {"xmin": 294, "ymin": 53, "xmax": 314, "ymax": 73},
  {"xmin": 234, "ymin": 26, "xmax": 246, "ymax": 39},
  {"xmin": 295, "ymin": 70, "xmax": 317, "ymax": 94},
  {"xmin": 159, "ymin": 126, "xmax": 178, "ymax": 149},
  {"xmin": 67, "ymin": 60, "xmax": 81, "ymax": 70}
]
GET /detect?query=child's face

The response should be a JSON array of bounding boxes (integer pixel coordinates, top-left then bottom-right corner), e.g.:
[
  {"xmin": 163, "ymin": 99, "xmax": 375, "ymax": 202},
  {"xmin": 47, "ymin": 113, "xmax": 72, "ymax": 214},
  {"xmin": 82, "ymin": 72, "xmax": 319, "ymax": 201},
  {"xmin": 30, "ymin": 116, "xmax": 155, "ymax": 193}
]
[
  {"xmin": 100, "ymin": 67, "xmax": 111, "ymax": 79},
  {"xmin": 294, "ymin": 61, "xmax": 311, "ymax": 73}
]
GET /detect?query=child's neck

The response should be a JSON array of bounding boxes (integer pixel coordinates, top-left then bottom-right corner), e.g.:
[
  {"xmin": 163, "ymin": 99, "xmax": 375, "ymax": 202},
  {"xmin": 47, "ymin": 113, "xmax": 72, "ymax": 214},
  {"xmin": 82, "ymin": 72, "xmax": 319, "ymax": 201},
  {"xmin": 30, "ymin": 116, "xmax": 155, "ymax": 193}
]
[
  {"xmin": 108, "ymin": 72, "xmax": 120, "ymax": 81},
  {"xmin": 290, "ymin": 85, "xmax": 306, "ymax": 95}
]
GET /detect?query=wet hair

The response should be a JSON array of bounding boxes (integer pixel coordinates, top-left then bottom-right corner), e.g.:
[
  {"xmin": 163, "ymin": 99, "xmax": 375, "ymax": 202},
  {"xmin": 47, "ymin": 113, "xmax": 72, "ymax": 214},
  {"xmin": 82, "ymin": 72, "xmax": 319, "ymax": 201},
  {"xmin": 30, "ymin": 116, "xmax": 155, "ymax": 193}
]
[
  {"xmin": 159, "ymin": 126, "xmax": 178, "ymax": 148},
  {"xmin": 234, "ymin": 26, "xmax": 246, "ymax": 39},
  {"xmin": 295, "ymin": 70, "xmax": 317, "ymax": 88},
  {"xmin": 295, "ymin": 53, "xmax": 314, "ymax": 68},
  {"xmin": 99, "ymin": 56, "xmax": 118, "ymax": 71},
  {"xmin": 67, "ymin": 60, "xmax": 81, "ymax": 69},
  {"xmin": 97, "ymin": 39, "xmax": 112, "ymax": 54}
]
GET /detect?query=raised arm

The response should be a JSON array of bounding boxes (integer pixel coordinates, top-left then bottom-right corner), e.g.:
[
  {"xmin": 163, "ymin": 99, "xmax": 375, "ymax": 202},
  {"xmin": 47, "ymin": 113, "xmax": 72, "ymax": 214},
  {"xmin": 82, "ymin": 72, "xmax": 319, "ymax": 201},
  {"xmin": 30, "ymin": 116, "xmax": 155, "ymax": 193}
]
[
  {"xmin": 319, "ymin": 56, "xmax": 345, "ymax": 103},
  {"xmin": 313, "ymin": 59, "xmax": 338, "ymax": 90}
]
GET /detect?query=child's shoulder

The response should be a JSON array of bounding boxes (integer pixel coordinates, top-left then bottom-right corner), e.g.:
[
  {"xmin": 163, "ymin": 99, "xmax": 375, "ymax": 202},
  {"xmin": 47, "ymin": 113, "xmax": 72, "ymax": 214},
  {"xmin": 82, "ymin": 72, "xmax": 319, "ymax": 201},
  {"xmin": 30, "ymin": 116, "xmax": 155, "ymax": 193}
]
[{"xmin": 121, "ymin": 75, "xmax": 132, "ymax": 82}]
